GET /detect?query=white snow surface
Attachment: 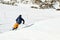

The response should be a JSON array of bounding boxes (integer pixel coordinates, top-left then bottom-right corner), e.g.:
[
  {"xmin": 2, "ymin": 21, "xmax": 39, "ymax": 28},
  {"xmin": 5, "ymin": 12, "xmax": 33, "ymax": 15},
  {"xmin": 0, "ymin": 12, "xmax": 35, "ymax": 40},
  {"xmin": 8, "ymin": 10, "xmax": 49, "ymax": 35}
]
[{"xmin": 0, "ymin": 3, "xmax": 60, "ymax": 40}]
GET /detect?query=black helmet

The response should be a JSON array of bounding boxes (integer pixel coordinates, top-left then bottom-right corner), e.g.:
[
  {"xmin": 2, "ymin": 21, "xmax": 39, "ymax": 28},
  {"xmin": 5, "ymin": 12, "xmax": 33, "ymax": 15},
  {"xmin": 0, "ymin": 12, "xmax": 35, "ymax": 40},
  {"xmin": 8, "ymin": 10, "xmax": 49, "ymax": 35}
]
[{"xmin": 19, "ymin": 15, "xmax": 22, "ymax": 17}]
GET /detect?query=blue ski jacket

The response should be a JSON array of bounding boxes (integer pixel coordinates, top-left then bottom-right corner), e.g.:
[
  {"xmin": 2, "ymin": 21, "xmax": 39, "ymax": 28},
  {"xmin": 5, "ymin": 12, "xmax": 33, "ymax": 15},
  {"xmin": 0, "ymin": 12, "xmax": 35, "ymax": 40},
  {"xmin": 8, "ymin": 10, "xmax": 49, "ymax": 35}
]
[{"xmin": 16, "ymin": 15, "xmax": 25, "ymax": 24}]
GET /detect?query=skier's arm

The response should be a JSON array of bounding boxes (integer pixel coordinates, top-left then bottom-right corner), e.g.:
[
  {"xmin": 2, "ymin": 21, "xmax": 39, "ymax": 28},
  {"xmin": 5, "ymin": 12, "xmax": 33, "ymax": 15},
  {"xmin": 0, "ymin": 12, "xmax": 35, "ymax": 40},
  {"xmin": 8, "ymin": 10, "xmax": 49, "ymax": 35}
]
[
  {"xmin": 22, "ymin": 18, "xmax": 25, "ymax": 24},
  {"xmin": 16, "ymin": 16, "xmax": 19, "ymax": 21}
]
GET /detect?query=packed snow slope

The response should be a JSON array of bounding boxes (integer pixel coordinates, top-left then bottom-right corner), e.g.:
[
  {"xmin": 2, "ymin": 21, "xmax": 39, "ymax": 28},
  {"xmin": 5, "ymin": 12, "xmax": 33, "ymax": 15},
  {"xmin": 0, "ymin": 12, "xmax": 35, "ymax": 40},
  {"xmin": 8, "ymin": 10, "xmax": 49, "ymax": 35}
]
[
  {"xmin": 0, "ymin": 3, "xmax": 60, "ymax": 40},
  {"xmin": 0, "ymin": 18, "xmax": 60, "ymax": 40}
]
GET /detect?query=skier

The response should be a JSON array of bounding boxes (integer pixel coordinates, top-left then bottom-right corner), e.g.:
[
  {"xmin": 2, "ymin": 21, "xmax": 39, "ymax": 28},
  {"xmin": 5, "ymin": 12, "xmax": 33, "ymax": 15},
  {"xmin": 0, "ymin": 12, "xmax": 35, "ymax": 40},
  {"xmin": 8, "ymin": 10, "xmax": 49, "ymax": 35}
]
[{"xmin": 12, "ymin": 15, "xmax": 25, "ymax": 30}]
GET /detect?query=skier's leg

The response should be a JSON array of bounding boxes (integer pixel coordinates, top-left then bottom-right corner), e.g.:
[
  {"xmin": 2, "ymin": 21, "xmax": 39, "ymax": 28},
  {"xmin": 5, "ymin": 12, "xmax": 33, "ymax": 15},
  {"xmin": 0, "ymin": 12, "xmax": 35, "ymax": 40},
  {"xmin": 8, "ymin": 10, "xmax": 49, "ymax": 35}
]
[{"xmin": 12, "ymin": 23, "xmax": 19, "ymax": 30}]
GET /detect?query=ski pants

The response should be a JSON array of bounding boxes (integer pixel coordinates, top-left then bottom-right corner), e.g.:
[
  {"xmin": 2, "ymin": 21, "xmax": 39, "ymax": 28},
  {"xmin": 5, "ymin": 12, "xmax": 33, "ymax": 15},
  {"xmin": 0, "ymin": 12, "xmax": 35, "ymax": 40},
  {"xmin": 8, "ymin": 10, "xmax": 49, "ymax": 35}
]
[{"xmin": 13, "ymin": 22, "xmax": 19, "ymax": 29}]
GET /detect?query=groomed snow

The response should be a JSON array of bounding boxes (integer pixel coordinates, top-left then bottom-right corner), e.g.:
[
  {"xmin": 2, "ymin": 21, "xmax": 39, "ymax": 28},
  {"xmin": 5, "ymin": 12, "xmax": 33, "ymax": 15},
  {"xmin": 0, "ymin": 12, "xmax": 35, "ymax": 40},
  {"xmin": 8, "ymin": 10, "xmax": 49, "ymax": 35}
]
[{"xmin": 0, "ymin": 17, "xmax": 60, "ymax": 40}]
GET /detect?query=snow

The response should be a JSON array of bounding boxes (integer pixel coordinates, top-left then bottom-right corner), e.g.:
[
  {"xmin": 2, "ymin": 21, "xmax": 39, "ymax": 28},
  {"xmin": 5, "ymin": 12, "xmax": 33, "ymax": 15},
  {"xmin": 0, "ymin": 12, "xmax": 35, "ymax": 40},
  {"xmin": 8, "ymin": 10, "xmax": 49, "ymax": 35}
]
[
  {"xmin": 0, "ymin": 3, "xmax": 60, "ymax": 40},
  {"xmin": 0, "ymin": 18, "xmax": 60, "ymax": 40},
  {"xmin": 4, "ymin": 0, "xmax": 10, "ymax": 1},
  {"xmin": 53, "ymin": 1, "xmax": 60, "ymax": 9}
]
